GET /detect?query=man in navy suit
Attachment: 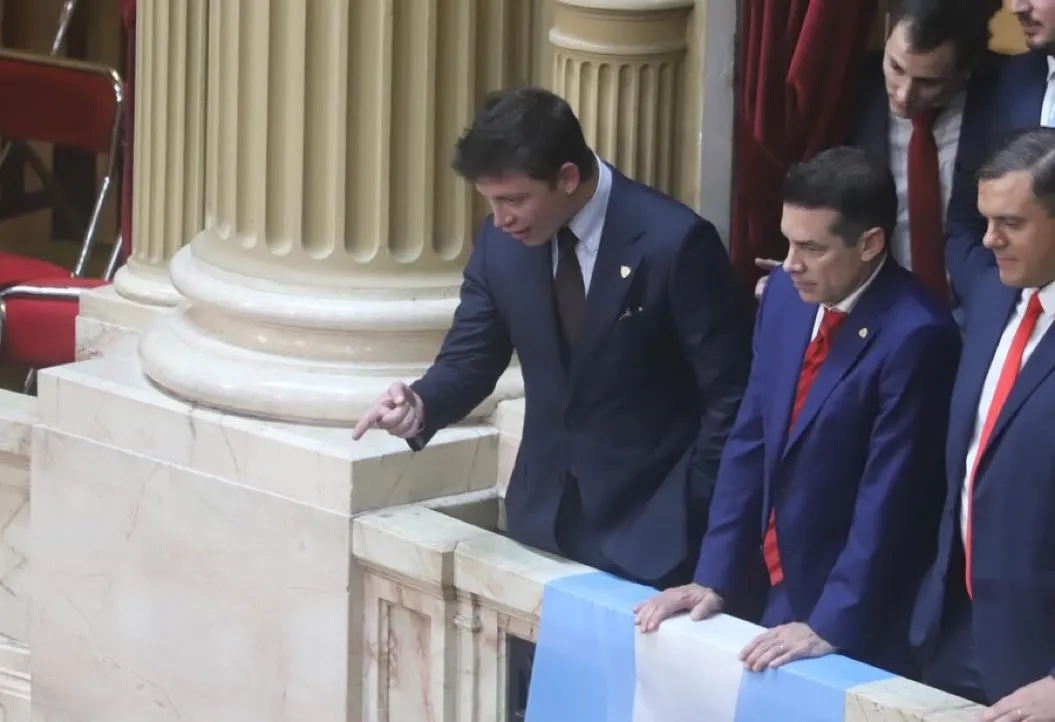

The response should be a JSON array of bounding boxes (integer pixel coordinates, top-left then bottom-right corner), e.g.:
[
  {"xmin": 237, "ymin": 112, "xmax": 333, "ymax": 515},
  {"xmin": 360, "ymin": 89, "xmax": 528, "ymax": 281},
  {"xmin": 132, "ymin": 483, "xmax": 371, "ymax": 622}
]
[
  {"xmin": 636, "ymin": 147, "xmax": 960, "ymax": 678},
  {"xmin": 353, "ymin": 87, "xmax": 752, "ymax": 589},
  {"xmin": 944, "ymin": 1, "xmax": 1055, "ymax": 281},
  {"xmin": 913, "ymin": 128, "xmax": 1055, "ymax": 719},
  {"xmin": 755, "ymin": 0, "xmax": 1001, "ymax": 301}
]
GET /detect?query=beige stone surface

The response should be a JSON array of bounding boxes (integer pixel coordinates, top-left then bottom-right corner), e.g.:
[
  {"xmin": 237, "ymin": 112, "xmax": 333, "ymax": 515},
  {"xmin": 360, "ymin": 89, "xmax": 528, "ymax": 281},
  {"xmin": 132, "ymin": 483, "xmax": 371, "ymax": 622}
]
[
  {"xmin": 0, "ymin": 391, "xmax": 33, "ymax": 648},
  {"xmin": 847, "ymin": 677, "xmax": 983, "ymax": 722},
  {"xmin": 112, "ymin": 0, "xmax": 208, "ymax": 308}
]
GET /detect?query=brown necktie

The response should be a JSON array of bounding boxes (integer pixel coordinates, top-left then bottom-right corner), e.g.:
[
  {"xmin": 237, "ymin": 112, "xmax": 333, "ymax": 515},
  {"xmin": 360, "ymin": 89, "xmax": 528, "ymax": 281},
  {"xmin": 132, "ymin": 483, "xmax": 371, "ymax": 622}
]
[
  {"xmin": 908, "ymin": 108, "xmax": 950, "ymax": 300},
  {"xmin": 554, "ymin": 227, "xmax": 585, "ymax": 349}
]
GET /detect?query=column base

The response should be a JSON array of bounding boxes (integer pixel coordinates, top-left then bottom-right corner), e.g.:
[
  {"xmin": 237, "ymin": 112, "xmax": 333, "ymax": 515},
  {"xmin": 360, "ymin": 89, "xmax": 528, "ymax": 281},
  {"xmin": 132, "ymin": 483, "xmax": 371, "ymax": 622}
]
[
  {"xmin": 30, "ymin": 341, "xmax": 504, "ymax": 722},
  {"xmin": 139, "ymin": 244, "xmax": 524, "ymax": 425},
  {"xmin": 112, "ymin": 261, "xmax": 183, "ymax": 308}
]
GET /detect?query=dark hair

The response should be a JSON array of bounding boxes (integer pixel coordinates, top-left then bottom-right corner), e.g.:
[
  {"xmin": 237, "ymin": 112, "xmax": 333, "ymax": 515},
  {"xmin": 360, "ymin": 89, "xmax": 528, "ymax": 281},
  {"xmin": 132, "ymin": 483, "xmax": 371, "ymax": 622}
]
[
  {"xmin": 452, "ymin": 87, "xmax": 595, "ymax": 186},
  {"xmin": 782, "ymin": 146, "xmax": 898, "ymax": 247},
  {"xmin": 979, "ymin": 127, "xmax": 1055, "ymax": 216},
  {"xmin": 891, "ymin": 0, "xmax": 1000, "ymax": 70}
]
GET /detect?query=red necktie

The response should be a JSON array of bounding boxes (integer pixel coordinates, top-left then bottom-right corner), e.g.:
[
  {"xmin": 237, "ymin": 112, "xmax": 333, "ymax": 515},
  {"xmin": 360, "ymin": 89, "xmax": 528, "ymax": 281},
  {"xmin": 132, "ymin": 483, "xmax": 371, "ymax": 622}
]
[
  {"xmin": 963, "ymin": 292, "xmax": 1045, "ymax": 598},
  {"xmin": 908, "ymin": 109, "xmax": 950, "ymax": 301},
  {"xmin": 763, "ymin": 309, "xmax": 848, "ymax": 586}
]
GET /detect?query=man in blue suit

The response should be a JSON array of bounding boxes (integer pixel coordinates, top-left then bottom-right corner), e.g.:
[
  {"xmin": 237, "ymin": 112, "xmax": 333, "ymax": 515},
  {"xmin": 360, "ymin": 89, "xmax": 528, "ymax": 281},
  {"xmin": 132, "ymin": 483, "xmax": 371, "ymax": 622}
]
[
  {"xmin": 944, "ymin": 1, "xmax": 1055, "ymax": 282},
  {"xmin": 353, "ymin": 87, "xmax": 752, "ymax": 588},
  {"xmin": 636, "ymin": 147, "xmax": 960, "ymax": 678},
  {"xmin": 913, "ymin": 128, "xmax": 1055, "ymax": 718},
  {"xmin": 755, "ymin": 0, "xmax": 1002, "ymax": 302}
]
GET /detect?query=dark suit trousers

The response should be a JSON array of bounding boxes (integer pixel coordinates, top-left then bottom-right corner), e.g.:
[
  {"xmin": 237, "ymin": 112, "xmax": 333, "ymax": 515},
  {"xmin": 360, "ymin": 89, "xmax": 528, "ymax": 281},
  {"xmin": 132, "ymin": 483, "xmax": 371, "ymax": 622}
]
[
  {"xmin": 921, "ymin": 577, "xmax": 987, "ymax": 705},
  {"xmin": 509, "ymin": 473, "xmax": 694, "ymax": 718}
]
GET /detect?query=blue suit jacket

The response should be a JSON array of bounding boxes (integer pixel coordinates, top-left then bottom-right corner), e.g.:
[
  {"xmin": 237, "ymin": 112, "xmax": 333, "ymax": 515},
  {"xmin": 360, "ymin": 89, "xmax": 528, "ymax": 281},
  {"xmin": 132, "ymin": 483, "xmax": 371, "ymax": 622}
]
[
  {"xmin": 912, "ymin": 234, "xmax": 1055, "ymax": 701},
  {"xmin": 945, "ymin": 51, "xmax": 1047, "ymax": 284},
  {"xmin": 694, "ymin": 260, "xmax": 960, "ymax": 673},
  {"xmin": 410, "ymin": 168, "xmax": 752, "ymax": 584}
]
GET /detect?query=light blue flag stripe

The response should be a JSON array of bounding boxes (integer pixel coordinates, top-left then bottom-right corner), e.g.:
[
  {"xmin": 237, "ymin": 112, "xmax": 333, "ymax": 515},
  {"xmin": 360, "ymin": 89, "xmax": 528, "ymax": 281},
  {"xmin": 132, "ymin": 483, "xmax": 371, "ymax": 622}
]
[
  {"xmin": 527, "ymin": 571, "xmax": 898, "ymax": 722},
  {"xmin": 525, "ymin": 571, "xmax": 655, "ymax": 722}
]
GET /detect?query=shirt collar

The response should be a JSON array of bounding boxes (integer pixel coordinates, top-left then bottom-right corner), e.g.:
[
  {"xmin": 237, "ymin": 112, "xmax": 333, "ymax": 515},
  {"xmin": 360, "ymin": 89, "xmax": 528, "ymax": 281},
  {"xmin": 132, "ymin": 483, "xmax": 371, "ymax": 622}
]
[
  {"xmin": 826, "ymin": 256, "xmax": 887, "ymax": 314},
  {"xmin": 1047, "ymin": 55, "xmax": 1055, "ymax": 81},
  {"xmin": 565, "ymin": 155, "xmax": 612, "ymax": 254},
  {"xmin": 1030, "ymin": 283, "xmax": 1055, "ymax": 315}
]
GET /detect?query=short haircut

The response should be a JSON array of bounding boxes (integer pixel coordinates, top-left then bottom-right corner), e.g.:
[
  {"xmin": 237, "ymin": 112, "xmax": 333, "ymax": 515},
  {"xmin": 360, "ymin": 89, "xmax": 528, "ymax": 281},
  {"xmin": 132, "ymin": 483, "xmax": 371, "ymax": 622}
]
[
  {"xmin": 452, "ymin": 87, "xmax": 595, "ymax": 186},
  {"xmin": 979, "ymin": 126, "xmax": 1055, "ymax": 217},
  {"xmin": 890, "ymin": 0, "xmax": 1000, "ymax": 70},
  {"xmin": 782, "ymin": 146, "xmax": 898, "ymax": 247}
]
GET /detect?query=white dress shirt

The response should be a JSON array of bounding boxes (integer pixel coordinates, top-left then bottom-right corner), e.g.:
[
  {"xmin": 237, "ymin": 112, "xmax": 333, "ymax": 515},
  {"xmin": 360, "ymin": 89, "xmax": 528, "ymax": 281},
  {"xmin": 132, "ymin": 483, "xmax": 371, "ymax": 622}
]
[
  {"xmin": 551, "ymin": 156, "xmax": 613, "ymax": 293},
  {"xmin": 887, "ymin": 93, "xmax": 964, "ymax": 271},
  {"xmin": 960, "ymin": 285, "xmax": 1055, "ymax": 542},
  {"xmin": 1041, "ymin": 56, "xmax": 1055, "ymax": 127}
]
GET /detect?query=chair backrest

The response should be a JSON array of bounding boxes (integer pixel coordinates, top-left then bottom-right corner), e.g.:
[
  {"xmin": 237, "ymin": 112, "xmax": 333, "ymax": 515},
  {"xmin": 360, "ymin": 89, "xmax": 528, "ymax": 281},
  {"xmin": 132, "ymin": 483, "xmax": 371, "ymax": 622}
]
[
  {"xmin": 0, "ymin": 49, "xmax": 125, "ymax": 280},
  {"xmin": 0, "ymin": 49, "xmax": 122, "ymax": 156}
]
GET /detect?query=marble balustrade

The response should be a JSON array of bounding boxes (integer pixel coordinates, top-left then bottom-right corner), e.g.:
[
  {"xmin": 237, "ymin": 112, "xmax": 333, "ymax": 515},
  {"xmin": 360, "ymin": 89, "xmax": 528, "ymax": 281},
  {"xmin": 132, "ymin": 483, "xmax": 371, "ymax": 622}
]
[{"xmin": 353, "ymin": 503, "xmax": 987, "ymax": 722}]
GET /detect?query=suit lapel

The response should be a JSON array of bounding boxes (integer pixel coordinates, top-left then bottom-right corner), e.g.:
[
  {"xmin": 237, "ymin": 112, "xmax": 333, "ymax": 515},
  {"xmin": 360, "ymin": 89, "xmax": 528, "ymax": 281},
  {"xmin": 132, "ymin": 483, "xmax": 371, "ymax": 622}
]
[
  {"xmin": 977, "ymin": 310, "xmax": 1055, "ymax": 478},
  {"xmin": 569, "ymin": 171, "xmax": 645, "ymax": 385},
  {"xmin": 766, "ymin": 293, "xmax": 814, "ymax": 468},
  {"xmin": 781, "ymin": 262, "xmax": 897, "ymax": 458},
  {"xmin": 948, "ymin": 283, "xmax": 1018, "ymax": 477},
  {"xmin": 1010, "ymin": 52, "xmax": 1047, "ymax": 129}
]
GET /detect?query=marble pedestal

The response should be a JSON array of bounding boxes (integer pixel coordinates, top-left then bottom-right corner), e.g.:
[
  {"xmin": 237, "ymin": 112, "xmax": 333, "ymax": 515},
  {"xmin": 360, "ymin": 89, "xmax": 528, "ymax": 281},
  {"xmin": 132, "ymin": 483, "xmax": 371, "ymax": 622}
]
[
  {"xmin": 29, "ymin": 338, "xmax": 500, "ymax": 722},
  {"xmin": 75, "ymin": 286, "xmax": 176, "ymax": 361}
]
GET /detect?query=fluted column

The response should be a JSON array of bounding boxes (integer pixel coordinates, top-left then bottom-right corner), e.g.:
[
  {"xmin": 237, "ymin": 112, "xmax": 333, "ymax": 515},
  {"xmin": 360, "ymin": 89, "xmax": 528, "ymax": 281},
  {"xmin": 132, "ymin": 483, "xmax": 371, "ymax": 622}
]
[
  {"xmin": 549, "ymin": 0, "xmax": 693, "ymax": 196},
  {"xmin": 138, "ymin": 0, "xmax": 533, "ymax": 425},
  {"xmin": 112, "ymin": 0, "xmax": 208, "ymax": 307}
]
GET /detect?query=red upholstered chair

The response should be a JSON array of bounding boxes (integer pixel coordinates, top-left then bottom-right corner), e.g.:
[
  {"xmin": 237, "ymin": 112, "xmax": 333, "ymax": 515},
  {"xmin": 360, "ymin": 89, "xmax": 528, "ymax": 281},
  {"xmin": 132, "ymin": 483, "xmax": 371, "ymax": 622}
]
[{"xmin": 0, "ymin": 48, "xmax": 125, "ymax": 390}]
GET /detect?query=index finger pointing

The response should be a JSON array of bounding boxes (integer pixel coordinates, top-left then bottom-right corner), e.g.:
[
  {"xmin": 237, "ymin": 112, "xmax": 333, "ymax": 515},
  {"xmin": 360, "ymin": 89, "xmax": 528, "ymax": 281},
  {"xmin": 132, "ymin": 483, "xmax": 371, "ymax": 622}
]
[{"xmin": 352, "ymin": 406, "xmax": 384, "ymax": 440}]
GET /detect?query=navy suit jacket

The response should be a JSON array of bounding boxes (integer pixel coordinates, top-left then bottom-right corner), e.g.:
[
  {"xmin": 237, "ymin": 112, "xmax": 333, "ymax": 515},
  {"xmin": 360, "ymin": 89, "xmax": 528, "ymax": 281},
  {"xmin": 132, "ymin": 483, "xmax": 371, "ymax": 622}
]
[
  {"xmin": 850, "ymin": 52, "xmax": 1003, "ymax": 271},
  {"xmin": 694, "ymin": 260, "xmax": 960, "ymax": 673},
  {"xmin": 410, "ymin": 168, "xmax": 752, "ymax": 584},
  {"xmin": 945, "ymin": 50, "xmax": 1047, "ymax": 284},
  {"xmin": 912, "ymin": 235, "xmax": 1055, "ymax": 701}
]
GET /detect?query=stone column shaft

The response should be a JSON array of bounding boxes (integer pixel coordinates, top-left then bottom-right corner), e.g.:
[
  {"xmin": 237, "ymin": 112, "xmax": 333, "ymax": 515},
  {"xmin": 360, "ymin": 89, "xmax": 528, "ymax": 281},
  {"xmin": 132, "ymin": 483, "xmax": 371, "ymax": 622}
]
[
  {"xmin": 139, "ymin": 0, "xmax": 532, "ymax": 424},
  {"xmin": 113, "ymin": 0, "xmax": 208, "ymax": 307},
  {"xmin": 549, "ymin": 0, "xmax": 694, "ymax": 196}
]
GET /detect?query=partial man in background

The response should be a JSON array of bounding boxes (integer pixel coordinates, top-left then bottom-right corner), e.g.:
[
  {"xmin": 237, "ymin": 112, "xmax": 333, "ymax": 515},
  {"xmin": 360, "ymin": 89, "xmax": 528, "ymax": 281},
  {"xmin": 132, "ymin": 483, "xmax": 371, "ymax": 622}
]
[
  {"xmin": 756, "ymin": 0, "xmax": 1003, "ymax": 303},
  {"xmin": 913, "ymin": 128, "xmax": 1055, "ymax": 720},
  {"xmin": 944, "ymin": 0, "xmax": 1055, "ymax": 282},
  {"xmin": 635, "ymin": 148, "xmax": 960, "ymax": 679}
]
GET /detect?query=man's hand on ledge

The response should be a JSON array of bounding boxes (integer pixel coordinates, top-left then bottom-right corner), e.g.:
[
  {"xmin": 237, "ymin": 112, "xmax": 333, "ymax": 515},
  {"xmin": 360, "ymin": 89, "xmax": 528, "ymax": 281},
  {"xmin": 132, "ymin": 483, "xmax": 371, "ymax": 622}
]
[
  {"xmin": 352, "ymin": 381, "xmax": 425, "ymax": 441},
  {"xmin": 632, "ymin": 583, "xmax": 724, "ymax": 633},
  {"xmin": 976, "ymin": 675, "xmax": 1055, "ymax": 722},
  {"xmin": 739, "ymin": 622, "xmax": 835, "ymax": 672}
]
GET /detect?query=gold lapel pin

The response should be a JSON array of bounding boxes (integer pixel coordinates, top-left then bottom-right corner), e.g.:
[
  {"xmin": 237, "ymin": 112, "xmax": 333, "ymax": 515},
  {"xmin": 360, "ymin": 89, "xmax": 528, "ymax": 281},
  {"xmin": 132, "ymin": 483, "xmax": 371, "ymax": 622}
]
[
  {"xmin": 620, "ymin": 265, "xmax": 631, "ymax": 279},
  {"xmin": 858, "ymin": 328, "xmax": 868, "ymax": 339}
]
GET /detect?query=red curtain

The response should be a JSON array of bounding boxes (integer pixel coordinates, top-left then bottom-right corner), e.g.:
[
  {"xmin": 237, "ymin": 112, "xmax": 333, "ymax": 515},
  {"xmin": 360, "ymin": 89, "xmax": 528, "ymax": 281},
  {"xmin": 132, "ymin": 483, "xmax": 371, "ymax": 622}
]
[{"xmin": 730, "ymin": 0, "xmax": 880, "ymax": 288}]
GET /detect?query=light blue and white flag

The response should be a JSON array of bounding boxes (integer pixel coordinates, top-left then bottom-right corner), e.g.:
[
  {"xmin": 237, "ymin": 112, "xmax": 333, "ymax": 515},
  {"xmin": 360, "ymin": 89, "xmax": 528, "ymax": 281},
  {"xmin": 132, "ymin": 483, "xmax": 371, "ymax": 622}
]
[{"xmin": 525, "ymin": 572, "xmax": 898, "ymax": 722}]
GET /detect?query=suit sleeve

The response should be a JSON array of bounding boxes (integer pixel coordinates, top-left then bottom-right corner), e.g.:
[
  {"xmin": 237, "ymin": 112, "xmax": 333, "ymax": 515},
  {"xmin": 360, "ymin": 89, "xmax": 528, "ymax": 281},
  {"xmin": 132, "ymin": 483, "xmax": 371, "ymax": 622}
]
[
  {"xmin": 689, "ymin": 268, "xmax": 769, "ymax": 599},
  {"xmin": 807, "ymin": 322, "xmax": 960, "ymax": 652},
  {"xmin": 944, "ymin": 154, "xmax": 994, "ymax": 307},
  {"xmin": 408, "ymin": 221, "xmax": 514, "ymax": 449},
  {"xmin": 668, "ymin": 220, "xmax": 753, "ymax": 516},
  {"xmin": 944, "ymin": 55, "xmax": 1003, "ymax": 307}
]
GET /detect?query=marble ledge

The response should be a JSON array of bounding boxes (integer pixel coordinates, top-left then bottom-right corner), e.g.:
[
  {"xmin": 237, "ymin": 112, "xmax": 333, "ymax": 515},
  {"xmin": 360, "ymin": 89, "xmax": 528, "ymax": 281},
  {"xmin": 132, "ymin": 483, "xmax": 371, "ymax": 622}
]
[
  {"xmin": 79, "ymin": 283, "xmax": 175, "ymax": 332},
  {"xmin": 353, "ymin": 506, "xmax": 589, "ymax": 623},
  {"xmin": 846, "ymin": 677, "xmax": 982, "ymax": 722},
  {"xmin": 0, "ymin": 390, "xmax": 34, "ymax": 459},
  {"xmin": 36, "ymin": 342, "xmax": 500, "ymax": 515}
]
